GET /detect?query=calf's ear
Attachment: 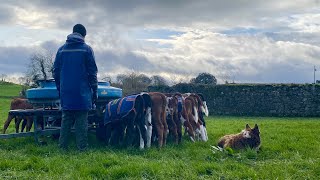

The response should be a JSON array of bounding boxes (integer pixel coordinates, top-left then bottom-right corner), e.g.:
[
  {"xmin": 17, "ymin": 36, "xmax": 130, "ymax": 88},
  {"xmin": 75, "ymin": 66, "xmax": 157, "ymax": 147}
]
[{"xmin": 246, "ymin": 124, "xmax": 250, "ymax": 130}]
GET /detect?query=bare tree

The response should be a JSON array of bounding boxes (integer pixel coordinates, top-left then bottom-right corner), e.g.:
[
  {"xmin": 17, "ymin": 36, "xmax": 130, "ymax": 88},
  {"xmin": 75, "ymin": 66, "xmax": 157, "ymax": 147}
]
[
  {"xmin": 0, "ymin": 74, "xmax": 7, "ymax": 82},
  {"xmin": 18, "ymin": 77, "xmax": 26, "ymax": 85},
  {"xmin": 168, "ymin": 74, "xmax": 178, "ymax": 85},
  {"xmin": 138, "ymin": 74, "xmax": 152, "ymax": 85},
  {"xmin": 151, "ymin": 75, "xmax": 167, "ymax": 86},
  {"xmin": 26, "ymin": 49, "xmax": 54, "ymax": 86},
  {"xmin": 113, "ymin": 72, "xmax": 153, "ymax": 95},
  {"xmin": 17, "ymin": 77, "xmax": 32, "ymax": 86},
  {"xmin": 101, "ymin": 75, "xmax": 112, "ymax": 84},
  {"xmin": 116, "ymin": 74, "xmax": 127, "ymax": 85}
]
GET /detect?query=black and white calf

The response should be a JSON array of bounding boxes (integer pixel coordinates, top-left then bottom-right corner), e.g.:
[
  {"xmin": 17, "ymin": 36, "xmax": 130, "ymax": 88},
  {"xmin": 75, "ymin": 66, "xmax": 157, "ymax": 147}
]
[{"xmin": 104, "ymin": 94, "xmax": 146, "ymax": 147}]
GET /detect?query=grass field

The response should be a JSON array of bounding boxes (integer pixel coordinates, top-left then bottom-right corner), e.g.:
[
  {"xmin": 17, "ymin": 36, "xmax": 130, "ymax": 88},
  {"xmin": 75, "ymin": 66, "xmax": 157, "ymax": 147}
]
[{"xmin": 1, "ymin": 82, "xmax": 320, "ymax": 179}]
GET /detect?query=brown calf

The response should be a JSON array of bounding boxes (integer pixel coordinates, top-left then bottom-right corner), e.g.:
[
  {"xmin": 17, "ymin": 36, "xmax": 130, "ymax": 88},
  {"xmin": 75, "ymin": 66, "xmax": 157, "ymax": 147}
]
[
  {"xmin": 3, "ymin": 98, "xmax": 33, "ymax": 134},
  {"xmin": 148, "ymin": 92, "xmax": 168, "ymax": 147}
]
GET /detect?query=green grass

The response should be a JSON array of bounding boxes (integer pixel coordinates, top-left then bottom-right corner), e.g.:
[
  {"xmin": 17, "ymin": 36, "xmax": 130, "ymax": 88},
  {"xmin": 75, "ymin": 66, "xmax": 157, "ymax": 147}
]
[
  {"xmin": 0, "ymin": 82, "xmax": 24, "ymax": 134},
  {"xmin": 0, "ymin": 81, "xmax": 23, "ymax": 97},
  {"xmin": 1, "ymin": 83, "xmax": 320, "ymax": 179}
]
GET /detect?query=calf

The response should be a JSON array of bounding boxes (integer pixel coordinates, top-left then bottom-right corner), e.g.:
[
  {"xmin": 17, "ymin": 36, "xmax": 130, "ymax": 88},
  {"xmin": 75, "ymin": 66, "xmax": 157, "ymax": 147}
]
[
  {"xmin": 181, "ymin": 94, "xmax": 206, "ymax": 141},
  {"xmin": 174, "ymin": 93, "xmax": 196, "ymax": 142},
  {"xmin": 104, "ymin": 94, "xmax": 146, "ymax": 148},
  {"xmin": 164, "ymin": 93, "xmax": 179, "ymax": 144},
  {"xmin": 148, "ymin": 92, "xmax": 168, "ymax": 148},
  {"xmin": 139, "ymin": 93, "xmax": 153, "ymax": 148},
  {"xmin": 3, "ymin": 98, "xmax": 33, "ymax": 134},
  {"xmin": 187, "ymin": 93, "xmax": 208, "ymax": 141}
]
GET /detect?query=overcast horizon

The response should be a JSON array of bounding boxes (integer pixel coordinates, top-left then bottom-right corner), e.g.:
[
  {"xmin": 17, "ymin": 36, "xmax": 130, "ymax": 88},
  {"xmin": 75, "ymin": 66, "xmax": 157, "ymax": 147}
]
[{"xmin": 1, "ymin": 0, "xmax": 320, "ymax": 84}]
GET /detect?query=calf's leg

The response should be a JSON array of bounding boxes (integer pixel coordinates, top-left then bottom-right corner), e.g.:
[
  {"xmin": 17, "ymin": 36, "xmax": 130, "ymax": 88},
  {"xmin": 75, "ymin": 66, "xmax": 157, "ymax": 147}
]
[{"xmin": 3, "ymin": 114, "xmax": 14, "ymax": 134}]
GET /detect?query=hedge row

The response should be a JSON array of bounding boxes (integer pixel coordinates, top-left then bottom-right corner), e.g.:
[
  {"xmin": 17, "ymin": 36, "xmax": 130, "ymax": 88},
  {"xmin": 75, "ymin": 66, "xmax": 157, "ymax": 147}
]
[{"xmin": 148, "ymin": 83, "xmax": 320, "ymax": 117}]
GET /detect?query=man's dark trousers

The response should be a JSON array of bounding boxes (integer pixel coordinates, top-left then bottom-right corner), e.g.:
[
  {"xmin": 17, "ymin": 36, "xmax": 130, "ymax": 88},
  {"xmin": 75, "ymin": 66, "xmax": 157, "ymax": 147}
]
[{"xmin": 59, "ymin": 110, "xmax": 88, "ymax": 150}]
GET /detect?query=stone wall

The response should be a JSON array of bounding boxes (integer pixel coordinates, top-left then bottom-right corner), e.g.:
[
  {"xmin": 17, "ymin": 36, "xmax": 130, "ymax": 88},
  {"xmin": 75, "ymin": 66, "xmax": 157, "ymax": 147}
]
[{"xmin": 148, "ymin": 83, "xmax": 320, "ymax": 117}]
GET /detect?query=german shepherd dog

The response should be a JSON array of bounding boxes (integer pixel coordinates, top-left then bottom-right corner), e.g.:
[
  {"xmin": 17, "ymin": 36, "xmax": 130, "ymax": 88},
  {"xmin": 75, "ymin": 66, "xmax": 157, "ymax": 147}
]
[{"xmin": 218, "ymin": 124, "xmax": 261, "ymax": 151}]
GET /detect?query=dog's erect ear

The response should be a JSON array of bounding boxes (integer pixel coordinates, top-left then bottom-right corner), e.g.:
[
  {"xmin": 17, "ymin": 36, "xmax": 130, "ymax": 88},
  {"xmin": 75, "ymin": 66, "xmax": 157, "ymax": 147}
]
[
  {"xmin": 253, "ymin": 124, "xmax": 260, "ymax": 133},
  {"xmin": 246, "ymin": 124, "xmax": 251, "ymax": 130}
]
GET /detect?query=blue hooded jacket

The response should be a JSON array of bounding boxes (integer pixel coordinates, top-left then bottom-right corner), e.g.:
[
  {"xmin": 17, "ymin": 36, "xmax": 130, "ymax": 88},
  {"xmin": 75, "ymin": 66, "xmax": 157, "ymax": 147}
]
[{"xmin": 53, "ymin": 33, "xmax": 98, "ymax": 110}]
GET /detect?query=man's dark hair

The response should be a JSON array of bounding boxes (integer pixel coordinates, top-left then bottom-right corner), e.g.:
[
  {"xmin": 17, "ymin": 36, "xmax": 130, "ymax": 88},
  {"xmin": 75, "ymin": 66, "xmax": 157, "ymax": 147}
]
[{"xmin": 73, "ymin": 24, "xmax": 86, "ymax": 37}]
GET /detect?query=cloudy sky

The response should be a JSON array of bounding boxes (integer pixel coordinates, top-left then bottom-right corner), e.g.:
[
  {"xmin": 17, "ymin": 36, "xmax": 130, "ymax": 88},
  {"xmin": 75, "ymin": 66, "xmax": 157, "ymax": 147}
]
[{"xmin": 0, "ymin": 0, "xmax": 320, "ymax": 84}]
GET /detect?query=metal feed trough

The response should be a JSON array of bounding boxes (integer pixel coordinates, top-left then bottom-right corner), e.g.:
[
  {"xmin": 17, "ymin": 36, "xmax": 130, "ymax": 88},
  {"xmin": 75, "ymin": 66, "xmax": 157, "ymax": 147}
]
[{"xmin": 0, "ymin": 79, "xmax": 122, "ymax": 143}]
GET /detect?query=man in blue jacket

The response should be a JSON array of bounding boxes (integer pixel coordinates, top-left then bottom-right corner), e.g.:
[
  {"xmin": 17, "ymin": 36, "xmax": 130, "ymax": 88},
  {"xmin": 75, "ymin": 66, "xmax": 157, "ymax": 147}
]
[{"xmin": 53, "ymin": 24, "xmax": 98, "ymax": 151}]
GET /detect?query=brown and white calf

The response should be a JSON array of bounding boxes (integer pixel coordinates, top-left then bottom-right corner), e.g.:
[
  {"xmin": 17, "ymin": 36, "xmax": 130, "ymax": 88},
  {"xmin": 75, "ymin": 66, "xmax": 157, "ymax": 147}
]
[
  {"xmin": 164, "ymin": 93, "xmax": 179, "ymax": 144},
  {"xmin": 172, "ymin": 93, "xmax": 196, "ymax": 142},
  {"xmin": 191, "ymin": 93, "xmax": 209, "ymax": 141},
  {"xmin": 183, "ymin": 93, "xmax": 208, "ymax": 141}
]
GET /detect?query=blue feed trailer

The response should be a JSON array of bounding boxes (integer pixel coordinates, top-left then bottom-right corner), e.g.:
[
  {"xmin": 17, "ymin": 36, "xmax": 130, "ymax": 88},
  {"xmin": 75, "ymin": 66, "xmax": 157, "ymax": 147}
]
[
  {"xmin": 27, "ymin": 79, "xmax": 122, "ymax": 107},
  {"xmin": 0, "ymin": 79, "xmax": 122, "ymax": 142}
]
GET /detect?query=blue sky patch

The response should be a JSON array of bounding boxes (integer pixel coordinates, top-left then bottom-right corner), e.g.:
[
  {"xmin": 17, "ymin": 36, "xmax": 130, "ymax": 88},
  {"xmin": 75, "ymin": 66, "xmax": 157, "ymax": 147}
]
[
  {"xmin": 221, "ymin": 27, "xmax": 265, "ymax": 35},
  {"xmin": 131, "ymin": 28, "xmax": 183, "ymax": 40}
]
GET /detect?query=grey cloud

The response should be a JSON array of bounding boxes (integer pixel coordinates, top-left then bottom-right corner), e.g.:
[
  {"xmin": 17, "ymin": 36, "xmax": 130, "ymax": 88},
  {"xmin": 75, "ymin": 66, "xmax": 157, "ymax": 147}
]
[
  {"xmin": 40, "ymin": 41, "xmax": 61, "ymax": 53},
  {"xmin": 0, "ymin": 40, "xmax": 61, "ymax": 76},
  {"xmin": 266, "ymin": 32, "xmax": 320, "ymax": 46},
  {"xmin": 0, "ymin": 44, "xmax": 155, "ymax": 77},
  {"xmin": 234, "ymin": 60, "xmax": 314, "ymax": 83},
  {"xmin": 0, "ymin": 46, "xmax": 32, "ymax": 75},
  {"xmin": 94, "ymin": 50, "xmax": 155, "ymax": 73},
  {"xmin": 1, "ymin": 0, "xmax": 320, "ymax": 84},
  {"xmin": 0, "ymin": 5, "xmax": 15, "ymax": 24},
  {"xmin": 2, "ymin": 1, "xmax": 319, "ymax": 29}
]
